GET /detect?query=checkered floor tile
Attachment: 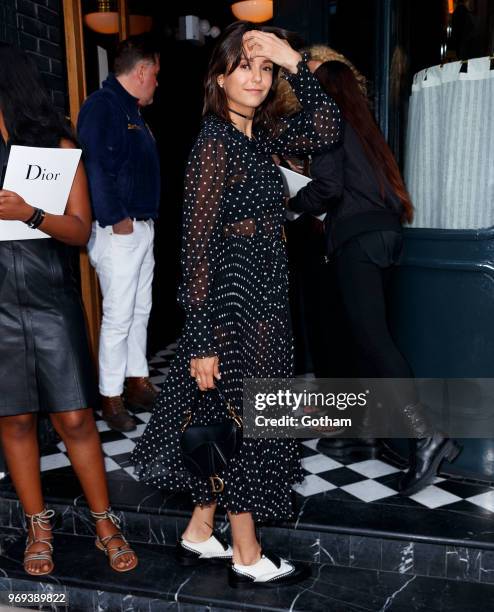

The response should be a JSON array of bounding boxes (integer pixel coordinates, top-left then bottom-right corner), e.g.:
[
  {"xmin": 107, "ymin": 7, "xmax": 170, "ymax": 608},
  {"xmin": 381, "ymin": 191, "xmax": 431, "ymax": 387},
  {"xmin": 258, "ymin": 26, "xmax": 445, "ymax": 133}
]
[{"xmin": 34, "ymin": 342, "xmax": 494, "ymax": 515}]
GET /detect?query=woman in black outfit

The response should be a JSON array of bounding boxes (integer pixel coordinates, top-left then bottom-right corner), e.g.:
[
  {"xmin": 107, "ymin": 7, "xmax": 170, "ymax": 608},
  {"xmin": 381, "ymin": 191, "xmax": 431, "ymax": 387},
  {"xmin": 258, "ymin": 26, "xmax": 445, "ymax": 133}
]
[
  {"xmin": 131, "ymin": 23, "xmax": 341, "ymax": 587},
  {"xmin": 0, "ymin": 43, "xmax": 137, "ymax": 576},
  {"xmin": 288, "ymin": 60, "xmax": 460, "ymax": 495}
]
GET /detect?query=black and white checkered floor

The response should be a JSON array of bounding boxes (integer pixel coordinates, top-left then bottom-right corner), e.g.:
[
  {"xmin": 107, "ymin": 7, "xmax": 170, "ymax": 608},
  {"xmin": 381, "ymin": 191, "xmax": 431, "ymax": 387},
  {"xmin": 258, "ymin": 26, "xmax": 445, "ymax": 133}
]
[{"xmin": 36, "ymin": 343, "xmax": 494, "ymax": 515}]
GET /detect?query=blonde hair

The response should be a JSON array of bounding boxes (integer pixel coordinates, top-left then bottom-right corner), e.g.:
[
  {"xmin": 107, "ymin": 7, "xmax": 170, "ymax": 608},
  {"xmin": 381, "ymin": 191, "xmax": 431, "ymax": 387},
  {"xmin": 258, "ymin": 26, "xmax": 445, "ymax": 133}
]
[{"xmin": 275, "ymin": 44, "xmax": 367, "ymax": 116}]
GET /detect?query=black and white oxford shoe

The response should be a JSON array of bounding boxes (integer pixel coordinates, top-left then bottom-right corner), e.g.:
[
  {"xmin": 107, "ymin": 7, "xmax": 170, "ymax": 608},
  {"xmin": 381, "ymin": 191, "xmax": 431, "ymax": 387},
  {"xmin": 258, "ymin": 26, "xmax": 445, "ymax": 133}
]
[
  {"xmin": 176, "ymin": 531, "xmax": 233, "ymax": 566},
  {"xmin": 228, "ymin": 550, "xmax": 311, "ymax": 589}
]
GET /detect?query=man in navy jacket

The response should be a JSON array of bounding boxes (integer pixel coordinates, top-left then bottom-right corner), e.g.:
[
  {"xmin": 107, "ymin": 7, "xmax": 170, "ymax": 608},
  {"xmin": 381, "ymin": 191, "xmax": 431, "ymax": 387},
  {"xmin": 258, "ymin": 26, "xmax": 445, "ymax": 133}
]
[{"xmin": 78, "ymin": 35, "xmax": 160, "ymax": 431}]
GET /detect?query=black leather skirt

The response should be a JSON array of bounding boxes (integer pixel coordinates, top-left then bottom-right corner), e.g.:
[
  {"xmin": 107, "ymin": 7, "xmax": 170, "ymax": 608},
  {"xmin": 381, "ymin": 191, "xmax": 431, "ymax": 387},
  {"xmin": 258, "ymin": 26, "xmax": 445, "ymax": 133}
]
[{"xmin": 0, "ymin": 239, "xmax": 97, "ymax": 416}]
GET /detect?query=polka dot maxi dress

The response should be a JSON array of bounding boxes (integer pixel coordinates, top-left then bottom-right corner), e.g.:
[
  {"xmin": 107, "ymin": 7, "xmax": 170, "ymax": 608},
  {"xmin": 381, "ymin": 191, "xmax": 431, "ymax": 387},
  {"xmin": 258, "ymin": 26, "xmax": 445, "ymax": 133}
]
[{"xmin": 131, "ymin": 60, "xmax": 341, "ymax": 521}]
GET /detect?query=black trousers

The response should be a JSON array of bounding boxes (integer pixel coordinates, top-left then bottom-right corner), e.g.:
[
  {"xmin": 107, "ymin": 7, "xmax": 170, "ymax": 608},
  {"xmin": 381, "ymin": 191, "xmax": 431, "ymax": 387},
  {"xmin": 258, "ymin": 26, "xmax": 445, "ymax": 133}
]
[
  {"xmin": 335, "ymin": 231, "xmax": 418, "ymax": 414},
  {"xmin": 286, "ymin": 216, "xmax": 354, "ymax": 377}
]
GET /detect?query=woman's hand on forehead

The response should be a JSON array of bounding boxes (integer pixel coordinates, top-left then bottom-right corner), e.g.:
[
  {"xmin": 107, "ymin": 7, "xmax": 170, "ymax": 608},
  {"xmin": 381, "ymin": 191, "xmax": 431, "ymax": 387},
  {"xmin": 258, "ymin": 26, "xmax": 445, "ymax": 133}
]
[{"xmin": 242, "ymin": 31, "xmax": 301, "ymax": 74}]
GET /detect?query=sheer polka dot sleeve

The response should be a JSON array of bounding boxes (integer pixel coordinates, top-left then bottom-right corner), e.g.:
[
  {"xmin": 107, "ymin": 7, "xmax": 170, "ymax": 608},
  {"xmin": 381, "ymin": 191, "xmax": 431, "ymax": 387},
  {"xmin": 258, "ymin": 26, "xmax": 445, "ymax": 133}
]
[
  {"xmin": 259, "ymin": 58, "xmax": 342, "ymax": 157},
  {"xmin": 178, "ymin": 135, "xmax": 226, "ymax": 359}
]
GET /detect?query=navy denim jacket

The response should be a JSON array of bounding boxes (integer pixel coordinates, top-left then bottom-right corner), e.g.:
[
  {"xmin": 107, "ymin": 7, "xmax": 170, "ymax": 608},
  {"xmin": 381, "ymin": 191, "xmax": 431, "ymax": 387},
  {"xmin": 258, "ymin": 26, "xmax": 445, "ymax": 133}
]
[{"xmin": 77, "ymin": 74, "xmax": 160, "ymax": 227}]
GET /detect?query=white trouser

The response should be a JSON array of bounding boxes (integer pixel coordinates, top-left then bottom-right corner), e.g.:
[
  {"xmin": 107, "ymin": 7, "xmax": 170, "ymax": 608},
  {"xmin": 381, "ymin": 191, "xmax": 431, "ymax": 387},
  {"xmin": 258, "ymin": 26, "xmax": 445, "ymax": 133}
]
[{"xmin": 87, "ymin": 220, "xmax": 155, "ymax": 397}]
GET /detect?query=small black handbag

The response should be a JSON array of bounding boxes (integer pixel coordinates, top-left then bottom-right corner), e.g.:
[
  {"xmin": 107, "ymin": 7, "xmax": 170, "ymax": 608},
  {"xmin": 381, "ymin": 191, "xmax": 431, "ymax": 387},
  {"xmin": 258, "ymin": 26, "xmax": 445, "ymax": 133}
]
[{"xmin": 180, "ymin": 385, "xmax": 243, "ymax": 493}]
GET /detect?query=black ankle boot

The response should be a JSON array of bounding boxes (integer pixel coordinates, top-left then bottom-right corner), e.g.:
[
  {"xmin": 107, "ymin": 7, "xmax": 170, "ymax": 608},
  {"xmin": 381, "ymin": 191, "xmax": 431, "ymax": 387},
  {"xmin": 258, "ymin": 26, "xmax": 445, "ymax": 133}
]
[
  {"xmin": 397, "ymin": 402, "xmax": 461, "ymax": 496},
  {"xmin": 399, "ymin": 433, "xmax": 461, "ymax": 496}
]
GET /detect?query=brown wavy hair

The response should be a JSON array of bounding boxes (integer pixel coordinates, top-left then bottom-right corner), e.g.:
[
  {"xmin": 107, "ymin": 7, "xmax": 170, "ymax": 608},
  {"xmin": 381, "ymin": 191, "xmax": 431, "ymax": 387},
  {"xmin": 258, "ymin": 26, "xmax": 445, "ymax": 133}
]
[
  {"xmin": 315, "ymin": 61, "xmax": 413, "ymax": 223},
  {"xmin": 202, "ymin": 21, "xmax": 301, "ymax": 130}
]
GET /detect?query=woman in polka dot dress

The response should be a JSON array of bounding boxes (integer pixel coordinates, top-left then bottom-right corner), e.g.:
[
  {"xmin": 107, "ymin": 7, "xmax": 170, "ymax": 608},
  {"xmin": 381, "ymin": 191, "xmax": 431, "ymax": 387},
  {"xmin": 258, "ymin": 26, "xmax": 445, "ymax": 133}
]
[{"xmin": 131, "ymin": 22, "xmax": 341, "ymax": 588}]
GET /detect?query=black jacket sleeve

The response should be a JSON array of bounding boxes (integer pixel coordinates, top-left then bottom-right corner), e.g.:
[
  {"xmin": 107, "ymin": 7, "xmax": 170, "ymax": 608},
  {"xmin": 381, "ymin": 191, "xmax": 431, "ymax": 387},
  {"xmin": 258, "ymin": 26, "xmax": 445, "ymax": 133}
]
[{"xmin": 288, "ymin": 146, "xmax": 345, "ymax": 216}]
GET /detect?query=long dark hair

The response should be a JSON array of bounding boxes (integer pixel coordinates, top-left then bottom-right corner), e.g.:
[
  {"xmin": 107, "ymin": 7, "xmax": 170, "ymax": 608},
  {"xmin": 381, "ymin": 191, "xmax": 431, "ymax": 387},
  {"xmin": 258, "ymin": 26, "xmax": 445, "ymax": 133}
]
[
  {"xmin": 203, "ymin": 21, "xmax": 301, "ymax": 129},
  {"xmin": 314, "ymin": 60, "xmax": 413, "ymax": 222},
  {"xmin": 0, "ymin": 43, "xmax": 74, "ymax": 147}
]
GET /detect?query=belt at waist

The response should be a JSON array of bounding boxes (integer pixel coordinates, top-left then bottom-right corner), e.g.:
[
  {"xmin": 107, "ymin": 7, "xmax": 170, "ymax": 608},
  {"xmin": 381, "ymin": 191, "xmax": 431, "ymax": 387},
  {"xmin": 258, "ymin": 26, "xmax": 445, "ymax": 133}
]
[{"xmin": 222, "ymin": 216, "xmax": 286, "ymax": 241}]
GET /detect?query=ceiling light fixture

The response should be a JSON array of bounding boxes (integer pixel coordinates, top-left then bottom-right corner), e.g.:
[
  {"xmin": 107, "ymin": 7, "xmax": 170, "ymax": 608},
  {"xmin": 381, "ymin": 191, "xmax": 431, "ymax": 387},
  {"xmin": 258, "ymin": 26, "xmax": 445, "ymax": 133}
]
[
  {"xmin": 84, "ymin": 0, "xmax": 152, "ymax": 35},
  {"xmin": 231, "ymin": 0, "xmax": 274, "ymax": 24}
]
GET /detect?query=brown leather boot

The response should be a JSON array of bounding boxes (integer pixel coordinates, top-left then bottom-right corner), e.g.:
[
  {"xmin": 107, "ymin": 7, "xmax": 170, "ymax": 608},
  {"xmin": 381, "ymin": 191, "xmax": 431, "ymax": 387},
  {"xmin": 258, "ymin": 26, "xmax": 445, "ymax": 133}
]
[
  {"xmin": 124, "ymin": 377, "xmax": 158, "ymax": 410},
  {"xmin": 101, "ymin": 395, "xmax": 137, "ymax": 432}
]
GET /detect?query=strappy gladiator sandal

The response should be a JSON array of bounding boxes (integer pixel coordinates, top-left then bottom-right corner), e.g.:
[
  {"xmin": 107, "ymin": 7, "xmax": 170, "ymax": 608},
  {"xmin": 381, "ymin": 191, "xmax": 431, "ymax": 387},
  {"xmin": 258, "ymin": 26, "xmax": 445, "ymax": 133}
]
[
  {"xmin": 24, "ymin": 508, "xmax": 55, "ymax": 576},
  {"xmin": 90, "ymin": 508, "xmax": 138, "ymax": 572}
]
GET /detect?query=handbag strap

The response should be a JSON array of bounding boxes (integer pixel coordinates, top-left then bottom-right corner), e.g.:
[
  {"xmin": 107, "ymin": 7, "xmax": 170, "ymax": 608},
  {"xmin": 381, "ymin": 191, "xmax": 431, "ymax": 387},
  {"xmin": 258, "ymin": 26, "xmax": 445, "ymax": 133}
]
[
  {"xmin": 211, "ymin": 382, "xmax": 227, "ymax": 405},
  {"xmin": 193, "ymin": 382, "xmax": 233, "ymax": 416},
  {"xmin": 181, "ymin": 382, "xmax": 242, "ymax": 432}
]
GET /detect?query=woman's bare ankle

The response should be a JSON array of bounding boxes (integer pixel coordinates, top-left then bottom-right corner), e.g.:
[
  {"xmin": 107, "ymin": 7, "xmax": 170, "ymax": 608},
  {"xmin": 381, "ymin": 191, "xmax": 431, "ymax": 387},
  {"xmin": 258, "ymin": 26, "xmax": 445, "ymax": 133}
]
[
  {"xmin": 232, "ymin": 543, "xmax": 262, "ymax": 566},
  {"xmin": 182, "ymin": 520, "xmax": 213, "ymax": 543}
]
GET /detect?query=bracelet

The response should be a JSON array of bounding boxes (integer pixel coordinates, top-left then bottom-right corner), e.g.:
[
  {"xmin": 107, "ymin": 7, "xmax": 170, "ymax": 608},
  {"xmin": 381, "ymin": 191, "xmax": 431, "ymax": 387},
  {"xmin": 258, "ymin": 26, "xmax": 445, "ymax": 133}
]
[
  {"xmin": 24, "ymin": 207, "xmax": 46, "ymax": 229},
  {"xmin": 32, "ymin": 209, "xmax": 45, "ymax": 229},
  {"xmin": 24, "ymin": 208, "xmax": 38, "ymax": 225},
  {"xmin": 26, "ymin": 208, "xmax": 44, "ymax": 229}
]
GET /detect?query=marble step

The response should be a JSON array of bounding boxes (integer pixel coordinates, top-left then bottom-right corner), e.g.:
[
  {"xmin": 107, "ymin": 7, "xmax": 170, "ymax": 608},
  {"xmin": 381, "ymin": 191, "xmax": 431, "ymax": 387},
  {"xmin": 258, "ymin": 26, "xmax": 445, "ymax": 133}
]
[
  {"xmin": 0, "ymin": 526, "xmax": 492, "ymax": 612},
  {"xmin": 2, "ymin": 464, "xmax": 494, "ymax": 586},
  {"xmin": 2, "ymin": 494, "xmax": 494, "ymax": 588},
  {"xmin": 2, "ymin": 468, "xmax": 494, "ymax": 550}
]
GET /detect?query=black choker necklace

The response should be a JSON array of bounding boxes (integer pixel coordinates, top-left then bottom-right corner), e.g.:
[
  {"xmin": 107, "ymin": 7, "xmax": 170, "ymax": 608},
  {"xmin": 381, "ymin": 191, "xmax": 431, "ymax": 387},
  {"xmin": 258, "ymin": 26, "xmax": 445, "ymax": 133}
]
[{"xmin": 228, "ymin": 108, "xmax": 253, "ymax": 120}]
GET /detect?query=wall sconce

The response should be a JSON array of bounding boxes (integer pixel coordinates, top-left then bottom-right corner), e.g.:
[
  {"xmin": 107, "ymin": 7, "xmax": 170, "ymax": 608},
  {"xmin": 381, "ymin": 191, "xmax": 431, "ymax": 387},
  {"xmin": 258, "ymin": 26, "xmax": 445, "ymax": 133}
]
[
  {"xmin": 231, "ymin": 0, "xmax": 274, "ymax": 23},
  {"xmin": 84, "ymin": 0, "xmax": 152, "ymax": 35}
]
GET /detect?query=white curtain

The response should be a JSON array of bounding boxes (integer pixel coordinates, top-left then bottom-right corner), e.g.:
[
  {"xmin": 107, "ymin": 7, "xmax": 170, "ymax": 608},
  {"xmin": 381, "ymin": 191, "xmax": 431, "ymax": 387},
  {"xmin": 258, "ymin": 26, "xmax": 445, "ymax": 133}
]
[{"xmin": 405, "ymin": 57, "xmax": 494, "ymax": 229}]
